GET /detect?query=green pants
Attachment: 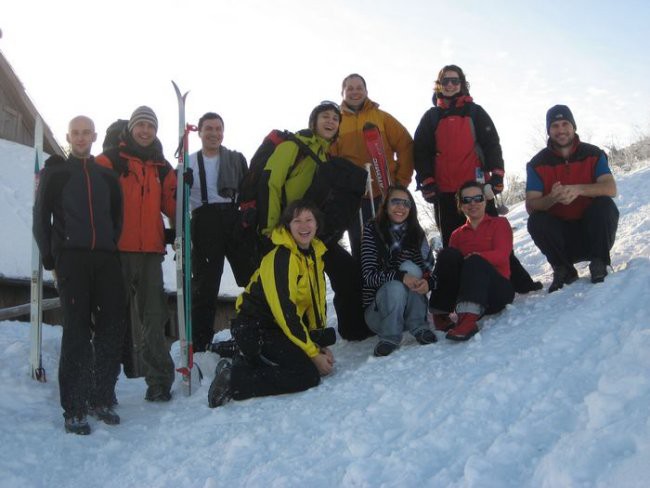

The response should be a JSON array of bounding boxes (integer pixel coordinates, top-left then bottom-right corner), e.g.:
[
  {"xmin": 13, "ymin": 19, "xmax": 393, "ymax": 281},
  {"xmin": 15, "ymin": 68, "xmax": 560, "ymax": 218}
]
[{"xmin": 120, "ymin": 252, "xmax": 175, "ymax": 390}]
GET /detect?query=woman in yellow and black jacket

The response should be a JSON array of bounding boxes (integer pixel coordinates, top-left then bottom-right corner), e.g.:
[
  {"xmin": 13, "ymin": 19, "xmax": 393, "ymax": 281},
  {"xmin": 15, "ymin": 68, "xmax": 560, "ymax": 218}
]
[{"xmin": 208, "ymin": 200, "xmax": 335, "ymax": 407}]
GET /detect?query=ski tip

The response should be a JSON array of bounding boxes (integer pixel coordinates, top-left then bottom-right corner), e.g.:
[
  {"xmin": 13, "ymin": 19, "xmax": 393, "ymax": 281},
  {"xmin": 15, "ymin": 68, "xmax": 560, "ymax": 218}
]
[{"xmin": 171, "ymin": 81, "xmax": 189, "ymax": 100}]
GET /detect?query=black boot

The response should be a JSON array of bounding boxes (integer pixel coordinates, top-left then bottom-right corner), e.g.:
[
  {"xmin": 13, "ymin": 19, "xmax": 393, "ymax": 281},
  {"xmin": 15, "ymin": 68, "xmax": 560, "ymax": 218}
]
[
  {"xmin": 208, "ymin": 359, "xmax": 233, "ymax": 408},
  {"xmin": 64, "ymin": 414, "xmax": 91, "ymax": 435},
  {"xmin": 549, "ymin": 265, "xmax": 579, "ymax": 293}
]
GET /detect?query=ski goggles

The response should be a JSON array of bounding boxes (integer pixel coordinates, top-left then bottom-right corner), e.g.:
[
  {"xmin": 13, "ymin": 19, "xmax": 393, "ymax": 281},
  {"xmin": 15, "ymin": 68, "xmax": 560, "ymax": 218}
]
[
  {"xmin": 440, "ymin": 77, "xmax": 461, "ymax": 86},
  {"xmin": 389, "ymin": 198, "xmax": 412, "ymax": 208},
  {"xmin": 461, "ymin": 194, "xmax": 485, "ymax": 204}
]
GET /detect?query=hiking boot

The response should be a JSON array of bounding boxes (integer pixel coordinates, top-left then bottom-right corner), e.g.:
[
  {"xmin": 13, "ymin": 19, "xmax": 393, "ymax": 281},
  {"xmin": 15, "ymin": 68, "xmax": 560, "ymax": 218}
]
[
  {"xmin": 88, "ymin": 405, "xmax": 120, "ymax": 425},
  {"xmin": 145, "ymin": 385, "xmax": 172, "ymax": 402},
  {"xmin": 208, "ymin": 359, "xmax": 233, "ymax": 408},
  {"xmin": 446, "ymin": 313, "xmax": 479, "ymax": 341},
  {"xmin": 373, "ymin": 341, "xmax": 398, "ymax": 357},
  {"xmin": 414, "ymin": 328, "xmax": 437, "ymax": 345},
  {"xmin": 432, "ymin": 313, "xmax": 455, "ymax": 332},
  {"xmin": 64, "ymin": 414, "xmax": 91, "ymax": 435},
  {"xmin": 589, "ymin": 259, "xmax": 608, "ymax": 283},
  {"xmin": 209, "ymin": 339, "xmax": 239, "ymax": 359},
  {"xmin": 548, "ymin": 266, "xmax": 579, "ymax": 293}
]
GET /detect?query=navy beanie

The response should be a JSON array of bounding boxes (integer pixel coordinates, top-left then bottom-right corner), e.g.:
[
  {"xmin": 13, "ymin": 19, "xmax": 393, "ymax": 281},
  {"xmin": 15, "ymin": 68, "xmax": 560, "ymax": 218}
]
[{"xmin": 546, "ymin": 105, "xmax": 576, "ymax": 134}]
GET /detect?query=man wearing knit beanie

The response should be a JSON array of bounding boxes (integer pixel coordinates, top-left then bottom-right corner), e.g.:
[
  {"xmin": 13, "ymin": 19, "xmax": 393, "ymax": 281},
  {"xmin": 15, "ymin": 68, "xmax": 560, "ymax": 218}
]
[
  {"xmin": 525, "ymin": 105, "xmax": 619, "ymax": 292},
  {"xmin": 96, "ymin": 107, "xmax": 177, "ymax": 402}
]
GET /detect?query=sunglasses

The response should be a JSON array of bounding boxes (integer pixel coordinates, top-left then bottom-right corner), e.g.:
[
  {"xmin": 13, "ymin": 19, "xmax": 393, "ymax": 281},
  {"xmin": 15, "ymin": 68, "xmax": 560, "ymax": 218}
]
[
  {"xmin": 389, "ymin": 198, "xmax": 412, "ymax": 208},
  {"xmin": 461, "ymin": 194, "xmax": 485, "ymax": 204},
  {"xmin": 440, "ymin": 77, "xmax": 461, "ymax": 86},
  {"xmin": 319, "ymin": 100, "xmax": 341, "ymax": 111}
]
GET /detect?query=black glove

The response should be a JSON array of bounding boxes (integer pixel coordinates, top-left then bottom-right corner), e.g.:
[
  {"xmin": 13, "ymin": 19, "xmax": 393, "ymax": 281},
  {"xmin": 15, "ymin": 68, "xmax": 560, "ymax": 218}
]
[
  {"xmin": 487, "ymin": 169, "xmax": 505, "ymax": 195},
  {"xmin": 182, "ymin": 167, "xmax": 194, "ymax": 188},
  {"xmin": 420, "ymin": 177, "xmax": 438, "ymax": 203},
  {"xmin": 164, "ymin": 228, "xmax": 175, "ymax": 245},
  {"xmin": 42, "ymin": 255, "xmax": 55, "ymax": 271}
]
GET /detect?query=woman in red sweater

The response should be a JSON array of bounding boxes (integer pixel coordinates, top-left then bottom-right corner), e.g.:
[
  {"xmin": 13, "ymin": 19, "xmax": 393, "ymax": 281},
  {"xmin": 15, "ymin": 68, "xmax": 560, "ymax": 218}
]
[{"xmin": 429, "ymin": 180, "xmax": 515, "ymax": 341}]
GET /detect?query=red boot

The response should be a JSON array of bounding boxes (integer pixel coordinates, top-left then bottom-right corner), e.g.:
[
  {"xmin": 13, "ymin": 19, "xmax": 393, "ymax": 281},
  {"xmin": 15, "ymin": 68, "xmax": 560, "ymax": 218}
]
[
  {"xmin": 446, "ymin": 313, "xmax": 479, "ymax": 341},
  {"xmin": 432, "ymin": 314, "xmax": 455, "ymax": 332}
]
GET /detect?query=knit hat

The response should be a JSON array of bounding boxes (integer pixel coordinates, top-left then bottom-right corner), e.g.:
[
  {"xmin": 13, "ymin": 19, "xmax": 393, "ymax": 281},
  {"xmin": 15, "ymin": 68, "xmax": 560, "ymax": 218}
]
[
  {"xmin": 546, "ymin": 105, "xmax": 576, "ymax": 134},
  {"xmin": 128, "ymin": 106, "xmax": 158, "ymax": 133}
]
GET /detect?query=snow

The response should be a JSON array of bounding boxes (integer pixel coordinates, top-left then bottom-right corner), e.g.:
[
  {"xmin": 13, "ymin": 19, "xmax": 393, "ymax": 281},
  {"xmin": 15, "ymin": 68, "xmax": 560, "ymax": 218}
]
[{"xmin": 1, "ymin": 138, "xmax": 650, "ymax": 487}]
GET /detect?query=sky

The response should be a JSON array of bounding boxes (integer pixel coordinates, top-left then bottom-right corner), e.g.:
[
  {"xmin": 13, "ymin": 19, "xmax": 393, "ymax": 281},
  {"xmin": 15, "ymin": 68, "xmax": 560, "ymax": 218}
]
[{"xmin": 2, "ymin": 0, "xmax": 649, "ymax": 177}]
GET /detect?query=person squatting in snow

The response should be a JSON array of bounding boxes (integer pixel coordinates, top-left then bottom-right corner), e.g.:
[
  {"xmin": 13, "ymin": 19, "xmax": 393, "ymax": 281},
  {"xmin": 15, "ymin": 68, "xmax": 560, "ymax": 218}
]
[
  {"xmin": 525, "ymin": 105, "xmax": 619, "ymax": 292},
  {"xmin": 360, "ymin": 185, "xmax": 438, "ymax": 357},
  {"xmin": 429, "ymin": 180, "xmax": 516, "ymax": 342},
  {"xmin": 33, "ymin": 116, "xmax": 126, "ymax": 435},
  {"xmin": 207, "ymin": 200, "xmax": 335, "ymax": 408}
]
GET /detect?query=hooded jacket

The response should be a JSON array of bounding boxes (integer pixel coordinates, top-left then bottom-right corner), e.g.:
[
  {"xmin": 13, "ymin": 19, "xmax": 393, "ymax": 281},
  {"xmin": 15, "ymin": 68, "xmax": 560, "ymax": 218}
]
[
  {"xmin": 95, "ymin": 137, "xmax": 176, "ymax": 253},
  {"xmin": 236, "ymin": 227, "xmax": 327, "ymax": 358},
  {"xmin": 330, "ymin": 98, "xmax": 414, "ymax": 197}
]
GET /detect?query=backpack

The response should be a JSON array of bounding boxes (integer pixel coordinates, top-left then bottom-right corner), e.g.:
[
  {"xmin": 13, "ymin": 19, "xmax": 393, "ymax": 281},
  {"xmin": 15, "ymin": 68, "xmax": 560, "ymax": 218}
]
[{"xmin": 238, "ymin": 129, "xmax": 322, "ymax": 230}]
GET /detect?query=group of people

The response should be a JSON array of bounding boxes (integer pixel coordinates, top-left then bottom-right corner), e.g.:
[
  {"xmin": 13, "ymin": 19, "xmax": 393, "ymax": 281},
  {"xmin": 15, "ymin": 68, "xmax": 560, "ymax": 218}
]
[{"xmin": 32, "ymin": 65, "xmax": 619, "ymax": 434}]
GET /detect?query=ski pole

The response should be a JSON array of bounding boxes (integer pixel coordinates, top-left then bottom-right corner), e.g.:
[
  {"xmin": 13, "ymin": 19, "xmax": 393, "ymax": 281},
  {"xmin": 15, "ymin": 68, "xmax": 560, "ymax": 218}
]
[{"xmin": 365, "ymin": 163, "xmax": 376, "ymax": 219}]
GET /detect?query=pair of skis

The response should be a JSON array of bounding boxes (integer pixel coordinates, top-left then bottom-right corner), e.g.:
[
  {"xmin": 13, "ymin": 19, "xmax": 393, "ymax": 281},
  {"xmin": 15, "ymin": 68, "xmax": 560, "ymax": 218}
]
[
  {"xmin": 359, "ymin": 122, "xmax": 391, "ymax": 229},
  {"xmin": 172, "ymin": 81, "xmax": 200, "ymax": 396}
]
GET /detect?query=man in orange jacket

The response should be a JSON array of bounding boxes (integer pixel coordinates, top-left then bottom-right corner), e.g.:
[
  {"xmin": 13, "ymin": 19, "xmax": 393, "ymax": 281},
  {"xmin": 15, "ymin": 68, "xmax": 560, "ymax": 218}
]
[
  {"xmin": 330, "ymin": 73, "xmax": 414, "ymax": 259},
  {"xmin": 96, "ymin": 106, "xmax": 176, "ymax": 402}
]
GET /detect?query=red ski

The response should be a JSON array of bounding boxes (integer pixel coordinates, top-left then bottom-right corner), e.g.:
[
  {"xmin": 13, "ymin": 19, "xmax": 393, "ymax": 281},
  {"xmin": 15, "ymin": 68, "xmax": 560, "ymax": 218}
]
[{"xmin": 362, "ymin": 122, "xmax": 391, "ymax": 197}]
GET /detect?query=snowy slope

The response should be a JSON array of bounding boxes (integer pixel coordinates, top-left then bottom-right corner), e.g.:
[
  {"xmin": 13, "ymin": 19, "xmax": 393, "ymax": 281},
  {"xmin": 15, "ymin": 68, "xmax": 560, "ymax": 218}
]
[
  {"xmin": 0, "ymin": 139, "xmax": 242, "ymax": 296},
  {"xmin": 1, "ymin": 143, "xmax": 649, "ymax": 486}
]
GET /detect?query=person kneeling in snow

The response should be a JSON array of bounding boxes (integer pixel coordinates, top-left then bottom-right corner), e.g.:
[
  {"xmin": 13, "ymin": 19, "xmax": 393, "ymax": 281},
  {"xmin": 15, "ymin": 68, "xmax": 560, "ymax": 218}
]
[
  {"xmin": 208, "ymin": 200, "xmax": 335, "ymax": 408},
  {"xmin": 429, "ymin": 181, "xmax": 515, "ymax": 341},
  {"xmin": 360, "ymin": 185, "xmax": 437, "ymax": 357}
]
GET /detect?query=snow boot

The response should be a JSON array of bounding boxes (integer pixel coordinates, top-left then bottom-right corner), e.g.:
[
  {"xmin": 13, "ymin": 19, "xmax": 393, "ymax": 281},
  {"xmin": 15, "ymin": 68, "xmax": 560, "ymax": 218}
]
[
  {"xmin": 145, "ymin": 385, "xmax": 172, "ymax": 402},
  {"xmin": 548, "ymin": 265, "xmax": 578, "ymax": 293},
  {"xmin": 64, "ymin": 414, "xmax": 91, "ymax": 435},
  {"xmin": 446, "ymin": 313, "xmax": 479, "ymax": 341},
  {"xmin": 208, "ymin": 359, "xmax": 233, "ymax": 408},
  {"xmin": 589, "ymin": 259, "xmax": 608, "ymax": 283},
  {"xmin": 432, "ymin": 313, "xmax": 455, "ymax": 332},
  {"xmin": 88, "ymin": 405, "xmax": 120, "ymax": 425},
  {"xmin": 414, "ymin": 328, "xmax": 437, "ymax": 345},
  {"xmin": 373, "ymin": 341, "xmax": 398, "ymax": 357}
]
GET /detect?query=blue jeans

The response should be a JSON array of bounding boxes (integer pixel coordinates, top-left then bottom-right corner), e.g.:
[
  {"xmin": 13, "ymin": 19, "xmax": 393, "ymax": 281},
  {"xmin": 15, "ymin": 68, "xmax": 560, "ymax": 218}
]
[{"xmin": 364, "ymin": 261, "xmax": 429, "ymax": 344}]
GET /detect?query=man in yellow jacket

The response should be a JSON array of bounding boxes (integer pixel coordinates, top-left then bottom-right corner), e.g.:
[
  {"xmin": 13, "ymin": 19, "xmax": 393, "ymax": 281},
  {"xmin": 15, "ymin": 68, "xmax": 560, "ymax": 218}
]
[{"xmin": 330, "ymin": 73, "xmax": 414, "ymax": 258}]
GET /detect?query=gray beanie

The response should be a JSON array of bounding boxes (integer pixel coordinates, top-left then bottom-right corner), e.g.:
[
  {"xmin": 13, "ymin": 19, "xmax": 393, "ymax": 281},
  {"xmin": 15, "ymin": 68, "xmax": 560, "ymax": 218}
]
[{"xmin": 128, "ymin": 106, "xmax": 158, "ymax": 133}]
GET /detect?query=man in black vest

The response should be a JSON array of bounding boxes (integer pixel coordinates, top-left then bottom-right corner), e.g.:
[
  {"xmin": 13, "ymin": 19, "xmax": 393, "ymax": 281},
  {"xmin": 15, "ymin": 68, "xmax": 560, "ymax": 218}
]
[{"xmin": 188, "ymin": 112, "xmax": 249, "ymax": 352}]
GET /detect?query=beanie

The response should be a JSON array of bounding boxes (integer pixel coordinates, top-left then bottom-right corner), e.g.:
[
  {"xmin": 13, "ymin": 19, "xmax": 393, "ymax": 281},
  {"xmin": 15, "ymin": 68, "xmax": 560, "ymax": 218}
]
[
  {"xmin": 546, "ymin": 105, "xmax": 576, "ymax": 134},
  {"xmin": 128, "ymin": 106, "xmax": 158, "ymax": 133}
]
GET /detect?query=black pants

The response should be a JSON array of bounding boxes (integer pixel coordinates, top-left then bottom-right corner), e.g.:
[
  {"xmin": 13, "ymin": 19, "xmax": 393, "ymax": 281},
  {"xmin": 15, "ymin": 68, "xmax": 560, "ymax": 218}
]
[
  {"xmin": 433, "ymin": 192, "xmax": 539, "ymax": 292},
  {"xmin": 323, "ymin": 242, "xmax": 374, "ymax": 341},
  {"xmin": 429, "ymin": 248, "xmax": 514, "ymax": 315},
  {"xmin": 56, "ymin": 250, "xmax": 125, "ymax": 416},
  {"xmin": 191, "ymin": 203, "xmax": 254, "ymax": 352},
  {"xmin": 527, "ymin": 196, "xmax": 619, "ymax": 268},
  {"xmin": 347, "ymin": 196, "xmax": 382, "ymax": 261},
  {"xmin": 230, "ymin": 322, "xmax": 320, "ymax": 400}
]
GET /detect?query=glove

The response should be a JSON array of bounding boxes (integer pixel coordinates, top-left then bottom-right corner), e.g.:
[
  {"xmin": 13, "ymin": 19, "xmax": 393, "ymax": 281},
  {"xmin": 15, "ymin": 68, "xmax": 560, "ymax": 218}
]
[
  {"xmin": 487, "ymin": 169, "xmax": 504, "ymax": 195},
  {"xmin": 164, "ymin": 228, "xmax": 175, "ymax": 245},
  {"xmin": 420, "ymin": 177, "xmax": 438, "ymax": 203},
  {"xmin": 182, "ymin": 167, "xmax": 194, "ymax": 188}
]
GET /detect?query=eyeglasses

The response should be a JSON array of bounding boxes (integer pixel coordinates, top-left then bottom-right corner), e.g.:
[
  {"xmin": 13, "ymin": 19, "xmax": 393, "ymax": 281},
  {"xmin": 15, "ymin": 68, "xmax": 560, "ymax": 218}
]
[
  {"xmin": 319, "ymin": 100, "xmax": 340, "ymax": 111},
  {"xmin": 461, "ymin": 194, "xmax": 485, "ymax": 204},
  {"xmin": 440, "ymin": 77, "xmax": 461, "ymax": 86},
  {"xmin": 389, "ymin": 198, "xmax": 412, "ymax": 208}
]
